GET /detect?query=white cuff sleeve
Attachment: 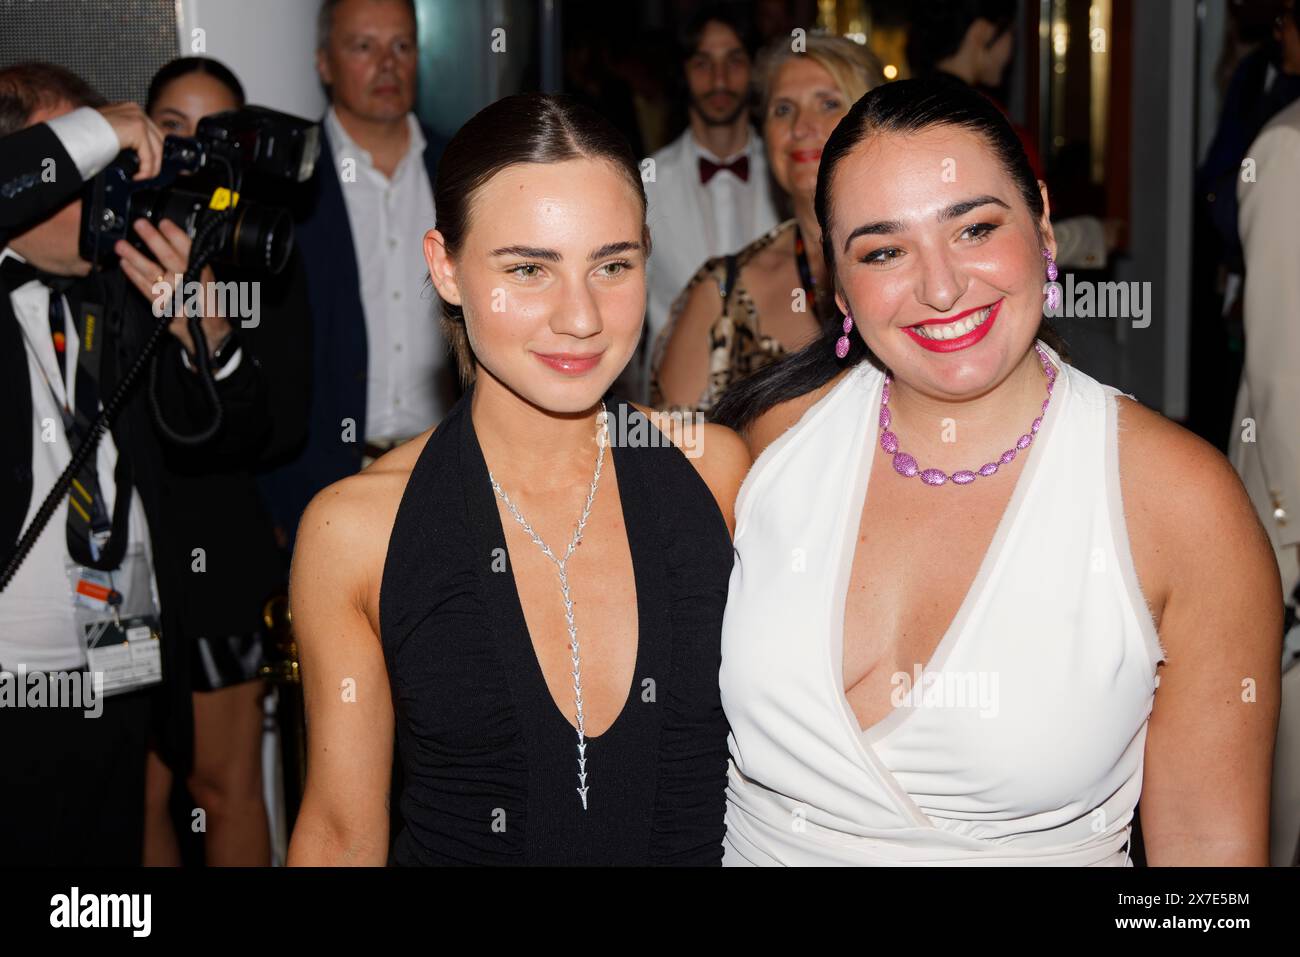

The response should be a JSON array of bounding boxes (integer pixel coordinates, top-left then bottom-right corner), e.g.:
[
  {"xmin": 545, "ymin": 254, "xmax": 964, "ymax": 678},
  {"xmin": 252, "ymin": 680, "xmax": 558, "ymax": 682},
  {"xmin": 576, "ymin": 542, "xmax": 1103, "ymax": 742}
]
[
  {"xmin": 179, "ymin": 343, "xmax": 243, "ymax": 381},
  {"xmin": 44, "ymin": 107, "xmax": 120, "ymax": 181}
]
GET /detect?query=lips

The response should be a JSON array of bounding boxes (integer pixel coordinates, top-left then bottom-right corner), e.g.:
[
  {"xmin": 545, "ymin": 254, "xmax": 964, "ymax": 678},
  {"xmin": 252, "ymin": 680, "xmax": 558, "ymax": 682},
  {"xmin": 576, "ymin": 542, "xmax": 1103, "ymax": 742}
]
[
  {"xmin": 533, "ymin": 351, "xmax": 605, "ymax": 375},
  {"xmin": 903, "ymin": 298, "xmax": 1003, "ymax": 353},
  {"xmin": 791, "ymin": 148, "xmax": 822, "ymax": 163}
]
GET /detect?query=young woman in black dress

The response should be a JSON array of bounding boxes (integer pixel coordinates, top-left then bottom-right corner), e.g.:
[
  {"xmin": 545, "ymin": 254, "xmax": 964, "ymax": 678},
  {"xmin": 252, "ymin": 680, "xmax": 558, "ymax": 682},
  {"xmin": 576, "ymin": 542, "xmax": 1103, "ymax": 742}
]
[{"xmin": 286, "ymin": 93, "xmax": 749, "ymax": 865}]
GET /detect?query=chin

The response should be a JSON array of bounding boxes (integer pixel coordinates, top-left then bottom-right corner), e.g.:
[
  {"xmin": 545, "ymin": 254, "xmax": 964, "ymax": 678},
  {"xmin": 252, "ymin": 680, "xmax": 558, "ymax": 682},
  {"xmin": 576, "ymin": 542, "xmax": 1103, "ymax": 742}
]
[{"xmin": 486, "ymin": 360, "xmax": 618, "ymax": 416}]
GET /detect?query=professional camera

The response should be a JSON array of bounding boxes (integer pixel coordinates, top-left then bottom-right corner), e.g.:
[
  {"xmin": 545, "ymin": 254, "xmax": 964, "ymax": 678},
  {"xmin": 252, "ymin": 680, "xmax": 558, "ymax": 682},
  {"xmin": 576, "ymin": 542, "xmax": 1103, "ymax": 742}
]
[{"xmin": 79, "ymin": 105, "xmax": 320, "ymax": 275}]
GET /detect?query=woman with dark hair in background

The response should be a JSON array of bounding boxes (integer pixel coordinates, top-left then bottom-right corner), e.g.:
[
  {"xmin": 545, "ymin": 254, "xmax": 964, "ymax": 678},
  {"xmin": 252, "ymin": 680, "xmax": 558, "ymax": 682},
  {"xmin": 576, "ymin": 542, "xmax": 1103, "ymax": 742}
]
[
  {"xmin": 907, "ymin": 0, "xmax": 1121, "ymax": 270},
  {"xmin": 651, "ymin": 33, "xmax": 883, "ymax": 413},
  {"xmin": 286, "ymin": 93, "xmax": 749, "ymax": 865},
  {"xmin": 713, "ymin": 77, "xmax": 1279, "ymax": 866},
  {"xmin": 133, "ymin": 57, "xmax": 312, "ymax": 866}
]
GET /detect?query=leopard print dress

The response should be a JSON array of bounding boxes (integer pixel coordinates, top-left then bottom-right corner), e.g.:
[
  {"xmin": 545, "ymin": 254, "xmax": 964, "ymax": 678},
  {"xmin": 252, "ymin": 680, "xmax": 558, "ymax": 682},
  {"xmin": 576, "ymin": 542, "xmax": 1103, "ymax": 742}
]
[{"xmin": 649, "ymin": 219, "xmax": 797, "ymax": 415}]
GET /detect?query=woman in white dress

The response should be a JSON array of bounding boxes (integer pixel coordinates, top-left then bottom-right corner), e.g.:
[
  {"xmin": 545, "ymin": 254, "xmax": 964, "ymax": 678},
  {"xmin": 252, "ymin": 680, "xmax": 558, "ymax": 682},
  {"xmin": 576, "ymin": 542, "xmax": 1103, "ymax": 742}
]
[{"xmin": 710, "ymin": 75, "xmax": 1282, "ymax": 866}]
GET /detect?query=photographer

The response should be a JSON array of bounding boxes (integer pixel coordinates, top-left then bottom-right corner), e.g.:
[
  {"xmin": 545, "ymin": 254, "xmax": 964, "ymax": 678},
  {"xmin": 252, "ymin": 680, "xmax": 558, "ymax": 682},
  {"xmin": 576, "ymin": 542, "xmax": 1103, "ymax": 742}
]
[
  {"xmin": 139, "ymin": 57, "xmax": 312, "ymax": 867},
  {"xmin": 0, "ymin": 62, "xmax": 269, "ymax": 866}
]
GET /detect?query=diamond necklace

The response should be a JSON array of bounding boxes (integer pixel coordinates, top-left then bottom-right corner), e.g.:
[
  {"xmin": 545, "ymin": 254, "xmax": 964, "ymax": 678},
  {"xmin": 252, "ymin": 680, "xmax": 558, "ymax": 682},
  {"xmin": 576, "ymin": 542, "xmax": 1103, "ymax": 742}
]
[{"xmin": 488, "ymin": 402, "xmax": 609, "ymax": 811}]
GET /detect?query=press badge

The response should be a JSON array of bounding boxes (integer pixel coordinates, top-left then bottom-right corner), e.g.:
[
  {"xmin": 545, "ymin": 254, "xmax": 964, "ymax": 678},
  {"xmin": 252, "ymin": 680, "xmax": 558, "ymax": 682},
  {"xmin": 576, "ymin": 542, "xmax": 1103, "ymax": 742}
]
[{"xmin": 65, "ymin": 544, "xmax": 163, "ymax": 696}]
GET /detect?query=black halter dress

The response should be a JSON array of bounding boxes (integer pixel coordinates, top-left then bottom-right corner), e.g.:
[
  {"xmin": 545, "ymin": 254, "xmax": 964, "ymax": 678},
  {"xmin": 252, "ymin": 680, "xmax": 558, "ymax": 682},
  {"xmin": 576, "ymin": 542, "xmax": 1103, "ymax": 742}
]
[{"xmin": 378, "ymin": 388, "xmax": 733, "ymax": 865}]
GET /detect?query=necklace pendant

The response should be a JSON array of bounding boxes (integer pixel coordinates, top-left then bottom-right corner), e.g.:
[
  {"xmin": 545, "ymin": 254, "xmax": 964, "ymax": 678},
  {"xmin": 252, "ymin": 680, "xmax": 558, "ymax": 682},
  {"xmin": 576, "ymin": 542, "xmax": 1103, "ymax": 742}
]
[{"xmin": 490, "ymin": 401, "xmax": 609, "ymax": 820}]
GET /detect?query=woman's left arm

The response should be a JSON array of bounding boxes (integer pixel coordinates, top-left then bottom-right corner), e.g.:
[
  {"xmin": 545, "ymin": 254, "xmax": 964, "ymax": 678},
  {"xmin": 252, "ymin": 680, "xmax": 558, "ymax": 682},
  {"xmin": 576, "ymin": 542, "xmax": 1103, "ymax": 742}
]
[{"xmin": 1122, "ymin": 398, "xmax": 1282, "ymax": 865}]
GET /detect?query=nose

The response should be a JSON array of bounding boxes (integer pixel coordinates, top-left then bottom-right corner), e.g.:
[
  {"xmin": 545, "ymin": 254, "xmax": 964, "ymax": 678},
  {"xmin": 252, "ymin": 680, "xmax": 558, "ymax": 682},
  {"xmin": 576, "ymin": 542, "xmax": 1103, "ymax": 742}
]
[
  {"xmin": 791, "ymin": 107, "xmax": 815, "ymax": 141},
  {"xmin": 914, "ymin": 244, "xmax": 968, "ymax": 315},
  {"xmin": 710, "ymin": 60, "xmax": 729, "ymax": 89},
  {"xmin": 549, "ymin": 273, "xmax": 603, "ymax": 340}
]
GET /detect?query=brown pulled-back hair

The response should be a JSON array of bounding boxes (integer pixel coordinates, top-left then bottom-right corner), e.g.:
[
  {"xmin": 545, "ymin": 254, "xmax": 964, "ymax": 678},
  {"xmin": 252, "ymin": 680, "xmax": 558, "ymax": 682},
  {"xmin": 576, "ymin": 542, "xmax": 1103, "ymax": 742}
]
[{"xmin": 433, "ymin": 92, "xmax": 649, "ymax": 386}]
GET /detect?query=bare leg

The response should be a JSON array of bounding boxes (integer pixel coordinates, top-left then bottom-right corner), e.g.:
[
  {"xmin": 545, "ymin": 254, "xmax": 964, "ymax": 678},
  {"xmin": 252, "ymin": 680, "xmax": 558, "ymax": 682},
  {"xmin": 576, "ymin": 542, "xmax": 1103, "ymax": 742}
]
[
  {"xmin": 189, "ymin": 679, "xmax": 271, "ymax": 866},
  {"xmin": 142, "ymin": 747, "xmax": 181, "ymax": 866}
]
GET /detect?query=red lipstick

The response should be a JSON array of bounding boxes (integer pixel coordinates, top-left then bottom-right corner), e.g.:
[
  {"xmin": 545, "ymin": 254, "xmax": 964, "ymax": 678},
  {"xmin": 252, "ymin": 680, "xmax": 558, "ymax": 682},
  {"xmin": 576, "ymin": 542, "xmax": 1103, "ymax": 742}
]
[{"xmin": 903, "ymin": 298, "xmax": 1002, "ymax": 353}]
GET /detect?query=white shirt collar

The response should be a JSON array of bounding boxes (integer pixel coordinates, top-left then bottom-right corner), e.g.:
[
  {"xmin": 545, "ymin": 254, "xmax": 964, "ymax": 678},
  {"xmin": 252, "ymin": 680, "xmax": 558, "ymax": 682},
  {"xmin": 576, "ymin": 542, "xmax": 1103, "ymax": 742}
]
[
  {"xmin": 324, "ymin": 105, "xmax": 425, "ymax": 172},
  {"xmin": 688, "ymin": 125, "xmax": 758, "ymax": 165},
  {"xmin": 0, "ymin": 247, "xmax": 38, "ymax": 292}
]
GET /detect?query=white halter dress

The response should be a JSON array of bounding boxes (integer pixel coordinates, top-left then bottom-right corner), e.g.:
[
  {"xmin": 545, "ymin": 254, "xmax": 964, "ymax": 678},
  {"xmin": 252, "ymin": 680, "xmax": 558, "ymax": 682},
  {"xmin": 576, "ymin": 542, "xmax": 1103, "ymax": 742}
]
[{"xmin": 719, "ymin": 341, "xmax": 1166, "ymax": 866}]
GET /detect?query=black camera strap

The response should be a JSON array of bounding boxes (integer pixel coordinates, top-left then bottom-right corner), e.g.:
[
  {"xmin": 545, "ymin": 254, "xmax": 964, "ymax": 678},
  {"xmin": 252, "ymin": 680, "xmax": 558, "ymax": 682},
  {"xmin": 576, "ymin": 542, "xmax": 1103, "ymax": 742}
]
[
  {"xmin": 16, "ymin": 275, "xmax": 135, "ymax": 572},
  {"xmin": 66, "ymin": 296, "xmax": 134, "ymax": 571}
]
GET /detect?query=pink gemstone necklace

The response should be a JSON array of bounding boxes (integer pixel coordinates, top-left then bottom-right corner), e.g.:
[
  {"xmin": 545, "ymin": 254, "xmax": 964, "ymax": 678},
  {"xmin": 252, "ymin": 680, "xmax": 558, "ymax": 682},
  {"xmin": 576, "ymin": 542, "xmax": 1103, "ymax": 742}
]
[{"xmin": 879, "ymin": 343, "xmax": 1056, "ymax": 487}]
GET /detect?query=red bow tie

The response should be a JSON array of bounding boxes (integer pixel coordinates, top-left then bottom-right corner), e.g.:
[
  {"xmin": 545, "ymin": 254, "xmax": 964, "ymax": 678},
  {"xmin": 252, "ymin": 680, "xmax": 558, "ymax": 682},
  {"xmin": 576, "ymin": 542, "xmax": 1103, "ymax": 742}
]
[{"xmin": 698, "ymin": 154, "xmax": 750, "ymax": 184}]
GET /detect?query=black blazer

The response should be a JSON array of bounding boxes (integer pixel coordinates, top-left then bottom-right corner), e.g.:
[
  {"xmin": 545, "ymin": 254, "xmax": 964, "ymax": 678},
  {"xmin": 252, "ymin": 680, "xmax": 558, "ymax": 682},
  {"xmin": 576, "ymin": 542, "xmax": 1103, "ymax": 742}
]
[
  {"xmin": 0, "ymin": 124, "xmax": 85, "ymax": 246},
  {"xmin": 257, "ymin": 120, "xmax": 449, "ymax": 548}
]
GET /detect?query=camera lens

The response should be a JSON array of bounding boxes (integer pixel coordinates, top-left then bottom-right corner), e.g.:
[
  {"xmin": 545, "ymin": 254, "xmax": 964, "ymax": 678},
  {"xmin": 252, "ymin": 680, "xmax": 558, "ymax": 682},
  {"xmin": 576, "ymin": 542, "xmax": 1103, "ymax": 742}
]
[{"xmin": 229, "ymin": 203, "xmax": 292, "ymax": 274}]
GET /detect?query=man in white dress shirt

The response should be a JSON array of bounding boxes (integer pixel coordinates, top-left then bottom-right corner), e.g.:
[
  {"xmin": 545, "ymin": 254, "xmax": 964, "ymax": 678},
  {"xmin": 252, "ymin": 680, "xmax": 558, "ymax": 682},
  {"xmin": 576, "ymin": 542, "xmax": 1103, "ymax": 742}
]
[
  {"xmin": 636, "ymin": 5, "xmax": 780, "ymax": 399},
  {"xmin": 260, "ymin": 0, "xmax": 451, "ymax": 546},
  {"xmin": 1230, "ymin": 91, "xmax": 1300, "ymax": 867}
]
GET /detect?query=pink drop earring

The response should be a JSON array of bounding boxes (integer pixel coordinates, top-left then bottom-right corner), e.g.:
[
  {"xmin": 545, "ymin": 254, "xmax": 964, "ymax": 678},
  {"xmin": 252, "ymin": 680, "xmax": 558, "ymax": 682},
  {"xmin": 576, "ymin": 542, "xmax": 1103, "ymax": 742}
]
[
  {"xmin": 1043, "ymin": 247, "xmax": 1062, "ymax": 311},
  {"xmin": 835, "ymin": 311, "xmax": 853, "ymax": 359}
]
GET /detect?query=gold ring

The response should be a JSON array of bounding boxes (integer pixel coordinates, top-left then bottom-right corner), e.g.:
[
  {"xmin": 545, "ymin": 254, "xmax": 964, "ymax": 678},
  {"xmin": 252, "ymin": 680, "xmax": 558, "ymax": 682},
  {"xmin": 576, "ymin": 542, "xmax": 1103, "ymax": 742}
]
[{"xmin": 155, "ymin": 274, "xmax": 165, "ymax": 285}]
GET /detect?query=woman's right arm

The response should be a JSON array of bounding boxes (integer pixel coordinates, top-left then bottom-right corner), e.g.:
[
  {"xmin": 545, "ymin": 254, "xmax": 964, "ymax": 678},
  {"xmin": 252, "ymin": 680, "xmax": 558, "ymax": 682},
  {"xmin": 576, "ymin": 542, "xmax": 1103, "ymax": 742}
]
[
  {"xmin": 285, "ymin": 477, "xmax": 397, "ymax": 866},
  {"xmin": 652, "ymin": 273, "xmax": 722, "ymax": 409}
]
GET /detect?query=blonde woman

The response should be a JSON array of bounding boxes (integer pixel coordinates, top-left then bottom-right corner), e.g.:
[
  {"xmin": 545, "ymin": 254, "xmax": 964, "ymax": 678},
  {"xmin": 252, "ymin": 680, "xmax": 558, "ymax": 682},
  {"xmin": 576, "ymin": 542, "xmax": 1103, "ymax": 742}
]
[{"xmin": 651, "ymin": 34, "xmax": 883, "ymax": 413}]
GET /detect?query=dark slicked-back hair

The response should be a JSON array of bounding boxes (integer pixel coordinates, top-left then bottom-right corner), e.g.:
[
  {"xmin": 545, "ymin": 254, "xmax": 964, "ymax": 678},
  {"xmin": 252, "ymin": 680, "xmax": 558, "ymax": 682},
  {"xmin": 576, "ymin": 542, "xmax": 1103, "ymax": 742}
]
[
  {"xmin": 146, "ymin": 57, "xmax": 246, "ymax": 115},
  {"xmin": 906, "ymin": 0, "xmax": 1019, "ymax": 77},
  {"xmin": 433, "ymin": 92, "xmax": 648, "ymax": 386},
  {"xmin": 0, "ymin": 62, "xmax": 106, "ymax": 137},
  {"xmin": 711, "ymin": 74, "xmax": 1066, "ymax": 432}
]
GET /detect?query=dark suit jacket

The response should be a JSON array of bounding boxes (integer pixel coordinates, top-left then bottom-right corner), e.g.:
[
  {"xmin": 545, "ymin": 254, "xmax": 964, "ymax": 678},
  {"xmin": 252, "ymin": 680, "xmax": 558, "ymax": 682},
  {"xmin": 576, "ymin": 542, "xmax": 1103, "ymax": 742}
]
[
  {"xmin": 2, "ymin": 122, "xmax": 272, "ymax": 770},
  {"xmin": 0, "ymin": 124, "xmax": 87, "ymax": 246},
  {"xmin": 257, "ymin": 120, "xmax": 447, "ymax": 547}
]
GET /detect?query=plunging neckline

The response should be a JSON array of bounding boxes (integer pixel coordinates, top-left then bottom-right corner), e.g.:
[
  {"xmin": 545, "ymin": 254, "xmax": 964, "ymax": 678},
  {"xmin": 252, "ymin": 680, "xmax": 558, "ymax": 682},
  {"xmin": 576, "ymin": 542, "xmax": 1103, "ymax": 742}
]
[
  {"xmin": 831, "ymin": 345, "xmax": 1067, "ymax": 747},
  {"xmin": 466, "ymin": 397, "xmax": 646, "ymax": 744}
]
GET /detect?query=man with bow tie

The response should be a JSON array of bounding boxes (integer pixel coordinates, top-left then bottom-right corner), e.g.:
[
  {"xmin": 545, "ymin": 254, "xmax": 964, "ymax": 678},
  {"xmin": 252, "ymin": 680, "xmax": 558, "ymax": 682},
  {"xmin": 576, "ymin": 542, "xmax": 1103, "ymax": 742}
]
[{"xmin": 636, "ymin": 4, "xmax": 780, "ymax": 400}]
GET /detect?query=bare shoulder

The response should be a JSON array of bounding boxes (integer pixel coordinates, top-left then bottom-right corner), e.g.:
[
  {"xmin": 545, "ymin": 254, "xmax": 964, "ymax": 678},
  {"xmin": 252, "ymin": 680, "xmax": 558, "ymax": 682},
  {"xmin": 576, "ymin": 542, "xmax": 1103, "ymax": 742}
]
[
  {"xmin": 745, "ymin": 373, "xmax": 845, "ymax": 461},
  {"xmin": 291, "ymin": 428, "xmax": 436, "ymax": 618},
  {"xmin": 632, "ymin": 402, "xmax": 750, "ymax": 535},
  {"xmin": 1114, "ymin": 396, "xmax": 1279, "ymax": 627},
  {"xmin": 1115, "ymin": 396, "xmax": 1261, "ymax": 538}
]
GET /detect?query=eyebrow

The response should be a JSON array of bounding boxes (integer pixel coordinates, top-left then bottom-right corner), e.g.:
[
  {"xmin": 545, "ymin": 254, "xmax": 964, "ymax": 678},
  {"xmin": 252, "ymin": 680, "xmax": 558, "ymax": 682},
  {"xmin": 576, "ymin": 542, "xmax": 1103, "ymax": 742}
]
[
  {"xmin": 488, "ymin": 241, "xmax": 644, "ymax": 262},
  {"xmin": 841, "ymin": 195, "xmax": 1012, "ymax": 253}
]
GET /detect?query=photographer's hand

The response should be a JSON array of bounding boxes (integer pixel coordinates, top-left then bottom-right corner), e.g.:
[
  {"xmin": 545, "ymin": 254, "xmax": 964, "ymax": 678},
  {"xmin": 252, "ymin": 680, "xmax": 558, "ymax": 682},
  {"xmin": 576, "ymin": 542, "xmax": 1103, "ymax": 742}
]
[
  {"xmin": 116, "ymin": 218, "xmax": 233, "ymax": 357},
  {"xmin": 97, "ymin": 103, "xmax": 165, "ymax": 180}
]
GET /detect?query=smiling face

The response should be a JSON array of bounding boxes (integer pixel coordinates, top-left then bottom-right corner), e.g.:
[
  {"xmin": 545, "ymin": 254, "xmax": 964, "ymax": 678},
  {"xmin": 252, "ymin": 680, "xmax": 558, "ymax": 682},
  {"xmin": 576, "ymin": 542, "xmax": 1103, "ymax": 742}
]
[
  {"xmin": 763, "ymin": 56, "xmax": 849, "ymax": 200},
  {"xmin": 829, "ymin": 124, "xmax": 1052, "ymax": 400},
  {"xmin": 317, "ymin": 0, "xmax": 417, "ymax": 123},
  {"xmin": 424, "ymin": 157, "xmax": 647, "ymax": 414},
  {"xmin": 148, "ymin": 71, "xmax": 240, "ymax": 138}
]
